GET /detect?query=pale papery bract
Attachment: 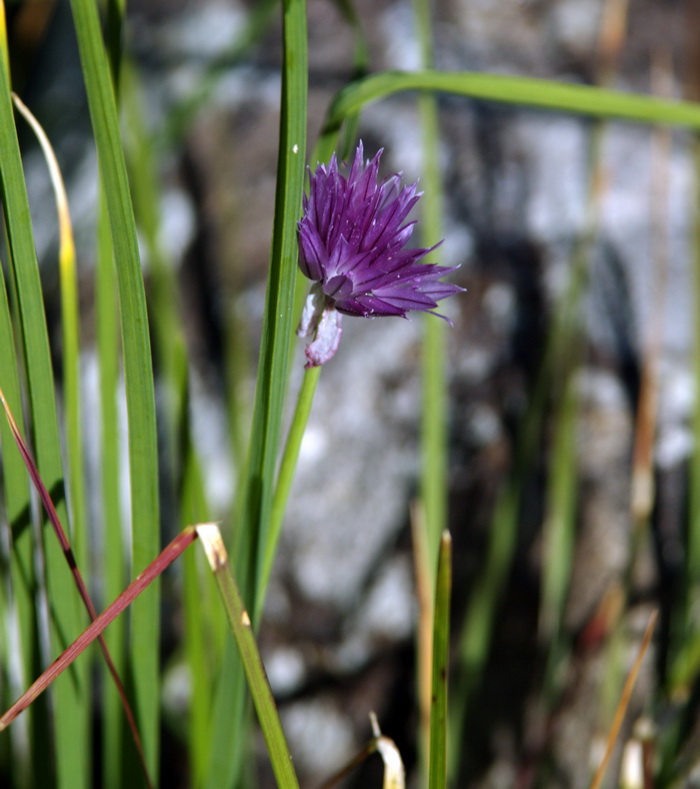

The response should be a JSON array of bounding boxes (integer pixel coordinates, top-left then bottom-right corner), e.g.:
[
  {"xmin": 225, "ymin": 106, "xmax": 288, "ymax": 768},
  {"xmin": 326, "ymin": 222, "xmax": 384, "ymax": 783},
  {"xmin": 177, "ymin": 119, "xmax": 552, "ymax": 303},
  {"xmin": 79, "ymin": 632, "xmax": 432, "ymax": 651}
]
[{"xmin": 297, "ymin": 142, "xmax": 464, "ymax": 367}]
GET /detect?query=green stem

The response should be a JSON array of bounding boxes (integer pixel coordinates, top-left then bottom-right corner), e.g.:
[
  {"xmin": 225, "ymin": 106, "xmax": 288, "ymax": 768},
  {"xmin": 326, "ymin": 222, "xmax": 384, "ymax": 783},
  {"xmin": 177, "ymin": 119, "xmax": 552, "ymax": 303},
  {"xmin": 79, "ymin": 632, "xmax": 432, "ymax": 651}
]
[
  {"xmin": 429, "ymin": 532, "xmax": 452, "ymax": 789},
  {"xmin": 198, "ymin": 525, "xmax": 300, "ymax": 789},
  {"xmin": 411, "ymin": 0, "xmax": 449, "ymax": 779},
  {"xmin": 256, "ymin": 364, "xmax": 321, "ymax": 621}
]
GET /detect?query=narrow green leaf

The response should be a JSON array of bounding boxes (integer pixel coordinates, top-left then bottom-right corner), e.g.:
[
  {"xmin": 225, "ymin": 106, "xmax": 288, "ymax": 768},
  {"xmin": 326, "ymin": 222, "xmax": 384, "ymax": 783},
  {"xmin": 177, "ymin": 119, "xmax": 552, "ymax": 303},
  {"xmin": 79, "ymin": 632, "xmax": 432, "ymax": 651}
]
[
  {"xmin": 68, "ymin": 0, "xmax": 161, "ymax": 776},
  {"xmin": 685, "ymin": 135, "xmax": 700, "ymax": 684},
  {"xmin": 181, "ymin": 393, "xmax": 219, "ymax": 787},
  {"xmin": 321, "ymin": 70, "xmax": 700, "ymax": 138},
  {"xmin": 0, "ymin": 47, "xmax": 36, "ymax": 782},
  {"xmin": 0, "ymin": 383, "xmax": 153, "ymax": 788},
  {"xmin": 0, "ymin": 18, "xmax": 44, "ymax": 789},
  {"xmin": 410, "ymin": 0, "xmax": 449, "ymax": 587},
  {"xmin": 418, "ymin": 165, "xmax": 448, "ymax": 583},
  {"xmin": 207, "ymin": 1, "xmax": 308, "ymax": 784},
  {"xmin": 236, "ymin": 0, "xmax": 309, "ymax": 622},
  {"xmin": 122, "ymin": 60, "xmax": 188, "ymax": 451},
  {"xmin": 0, "ymin": 56, "xmax": 90, "ymax": 789},
  {"xmin": 0, "ymin": 0, "xmax": 8, "ymax": 84},
  {"xmin": 539, "ymin": 372, "xmax": 579, "ymax": 703},
  {"xmin": 197, "ymin": 525, "xmax": 300, "ymax": 789},
  {"xmin": 0, "ymin": 253, "xmax": 36, "ymax": 789},
  {"xmin": 12, "ymin": 91, "xmax": 90, "ymax": 641},
  {"xmin": 429, "ymin": 532, "xmax": 451, "ymax": 789},
  {"xmin": 96, "ymin": 193, "xmax": 128, "ymax": 789},
  {"xmin": 262, "ymin": 366, "xmax": 320, "ymax": 603}
]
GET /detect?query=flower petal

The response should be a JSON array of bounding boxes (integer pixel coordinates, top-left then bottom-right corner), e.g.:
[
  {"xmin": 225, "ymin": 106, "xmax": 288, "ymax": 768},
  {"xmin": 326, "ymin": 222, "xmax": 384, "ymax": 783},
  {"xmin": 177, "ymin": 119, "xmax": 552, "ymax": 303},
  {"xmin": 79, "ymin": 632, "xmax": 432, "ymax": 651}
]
[
  {"xmin": 296, "ymin": 142, "xmax": 464, "ymax": 363},
  {"xmin": 336, "ymin": 294, "xmax": 407, "ymax": 318},
  {"xmin": 298, "ymin": 223, "xmax": 328, "ymax": 281},
  {"xmin": 304, "ymin": 305, "xmax": 343, "ymax": 367}
]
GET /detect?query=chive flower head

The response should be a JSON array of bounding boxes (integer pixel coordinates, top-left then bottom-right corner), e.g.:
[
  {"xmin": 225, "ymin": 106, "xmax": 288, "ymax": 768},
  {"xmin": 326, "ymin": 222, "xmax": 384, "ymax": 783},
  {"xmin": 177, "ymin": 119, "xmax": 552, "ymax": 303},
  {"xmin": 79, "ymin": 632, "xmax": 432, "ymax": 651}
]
[{"xmin": 297, "ymin": 142, "xmax": 463, "ymax": 367}]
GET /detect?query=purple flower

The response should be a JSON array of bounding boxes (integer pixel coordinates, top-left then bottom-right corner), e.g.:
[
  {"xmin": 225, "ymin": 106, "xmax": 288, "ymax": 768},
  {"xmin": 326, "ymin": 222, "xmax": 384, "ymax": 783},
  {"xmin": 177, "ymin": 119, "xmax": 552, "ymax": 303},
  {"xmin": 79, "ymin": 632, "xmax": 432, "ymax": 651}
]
[{"xmin": 296, "ymin": 142, "xmax": 464, "ymax": 367}]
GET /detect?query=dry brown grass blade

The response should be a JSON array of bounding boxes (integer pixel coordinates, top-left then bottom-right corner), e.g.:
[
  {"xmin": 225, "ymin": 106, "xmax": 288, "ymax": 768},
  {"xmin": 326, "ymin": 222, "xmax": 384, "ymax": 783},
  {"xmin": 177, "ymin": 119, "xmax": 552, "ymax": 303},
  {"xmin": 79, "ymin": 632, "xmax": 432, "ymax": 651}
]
[
  {"xmin": 630, "ymin": 48, "xmax": 672, "ymax": 529},
  {"xmin": 0, "ymin": 527, "xmax": 198, "ymax": 731},
  {"xmin": 411, "ymin": 500, "xmax": 433, "ymax": 771},
  {"xmin": 371, "ymin": 712, "xmax": 406, "ymax": 789},
  {"xmin": 587, "ymin": 610, "xmax": 659, "ymax": 789},
  {"xmin": 597, "ymin": 0, "xmax": 629, "ymax": 83},
  {"xmin": 316, "ymin": 713, "xmax": 405, "ymax": 789}
]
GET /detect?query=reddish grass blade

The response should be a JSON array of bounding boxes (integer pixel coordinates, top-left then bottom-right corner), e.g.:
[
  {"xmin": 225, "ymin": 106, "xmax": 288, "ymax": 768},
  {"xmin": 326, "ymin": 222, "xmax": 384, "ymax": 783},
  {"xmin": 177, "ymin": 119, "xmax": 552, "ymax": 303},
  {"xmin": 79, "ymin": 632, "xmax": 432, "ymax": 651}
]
[
  {"xmin": 0, "ymin": 526, "xmax": 198, "ymax": 731},
  {"xmin": 0, "ymin": 387, "xmax": 154, "ymax": 788}
]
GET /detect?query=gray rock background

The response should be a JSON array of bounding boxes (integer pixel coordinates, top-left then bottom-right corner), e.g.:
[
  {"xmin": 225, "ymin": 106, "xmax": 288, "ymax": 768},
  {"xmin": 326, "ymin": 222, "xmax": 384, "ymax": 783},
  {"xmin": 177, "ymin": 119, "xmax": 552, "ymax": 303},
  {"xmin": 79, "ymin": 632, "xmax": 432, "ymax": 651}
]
[{"xmin": 6, "ymin": 0, "xmax": 698, "ymax": 786}]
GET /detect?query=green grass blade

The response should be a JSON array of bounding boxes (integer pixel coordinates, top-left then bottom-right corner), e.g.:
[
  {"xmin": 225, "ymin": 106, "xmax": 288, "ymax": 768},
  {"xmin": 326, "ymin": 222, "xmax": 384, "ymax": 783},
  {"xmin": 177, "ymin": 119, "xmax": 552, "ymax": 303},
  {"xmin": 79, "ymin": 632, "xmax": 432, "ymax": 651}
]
[
  {"xmin": 0, "ymin": 57, "xmax": 90, "ymax": 789},
  {"xmin": 236, "ymin": 0, "xmax": 308, "ymax": 621},
  {"xmin": 120, "ymin": 57, "xmax": 229, "ymax": 784},
  {"xmin": 410, "ymin": 0, "xmax": 449, "ymax": 587},
  {"xmin": 429, "ymin": 532, "xmax": 452, "ymax": 789},
  {"xmin": 197, "ymin": 525, "xmax": 301, "ymax": 789},
  {"xmin": 68, "ymin": 0, "xmax": 161, "ymax": 776},
  {"xmin": 321, "ymin": 70, "xmax": 700, "ymax": 138},
  {"xmin": 418, "ymin": 169, "xmax": 448, "ymax": 578},
  {"xmin": 181, "ymin": 389, "xmax": 219, "ymax": 787},
  {"xmin": 12, "ymin": 91, "xmax": 90, "ymax": 637},
  {"xmin": 408, "ymin": 0, "xmax": 451, "ymax": 778},
  {"xmin": 11, "ymin": 89, "xmax": 113, "ymax": 775},
  {"xmin": 226, "ymin": 308, "xmax": 254, "ymax": 471},
  {"xmin": 96, "ymin": 192, "xmax": 128, "ymax": 789},
  {"xmin": 0, "ymin": 383, "xmax": 153, "ymax": 786},
  {"xmin": 0, "ymin": 255, "xmax": 36, "ymax": 789},
  {"xmin": 122, "ymin": 60, "xmax": 189, "ymax": 455},
  {"xmin": 0, "ymin": 48, "xmax": 36, "ymax": 778},
  {"xmin": 262, "ymin": 366, "xmax": 320, "ymax": 604},
  {"xmin": 182, "ymin": 546, "xmax": 216, "ymax": 787},
  {"xmin": 539, "ymin": 373, "xmax": 579, "ymax": 700},
  {"xmin": 447, "ymin": 182, "xmax": 591, "ymax": 777},
  {"xmin": 206, "ymin": 0, "xmax": 308, "ymax": 783},
  {"xmin": 448, "ymin": 482, "xmax": 519, "ymax": 777},
  {"xmin": 205, "ymin": 641, "xmax": 250, "ymax": 789},
  {"xmin": 0, "ymin": 0, "xmax": 8, "ymax": 81},
  {"xmin": 683, "ymin": 135, "xmax": 700, "ymax": 686},
  {"xmin": 665, "ymin": 139, "xmax": 700, "ymax": 714},
  {"xmin": 537, "ymin": 112, "xmax": 605, "ymax": 705},
  {"xmin": 0, "ymin": 17, "xmax": 45, "ymax": 789}
]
